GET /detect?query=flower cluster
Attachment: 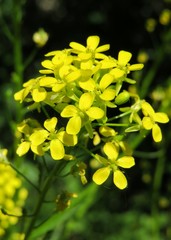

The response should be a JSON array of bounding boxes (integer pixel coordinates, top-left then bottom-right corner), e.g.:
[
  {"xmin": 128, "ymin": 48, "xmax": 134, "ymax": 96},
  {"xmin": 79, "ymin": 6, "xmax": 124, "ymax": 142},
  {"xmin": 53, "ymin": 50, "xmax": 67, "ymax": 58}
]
[
  {"xmin": 14, "ymin": 36, "xmax": 169, "ymax": 189},
  {"xmin": 0, "ymin": 149, "xmax": 28, "ymax": 237}
]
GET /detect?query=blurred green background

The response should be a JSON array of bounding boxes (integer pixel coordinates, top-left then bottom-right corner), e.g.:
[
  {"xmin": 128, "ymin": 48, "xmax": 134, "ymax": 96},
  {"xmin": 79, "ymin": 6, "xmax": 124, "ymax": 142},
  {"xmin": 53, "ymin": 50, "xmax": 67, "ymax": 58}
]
[{"xmin": 0, "ymin": 0, "xmax": 171, "ymax": 239}]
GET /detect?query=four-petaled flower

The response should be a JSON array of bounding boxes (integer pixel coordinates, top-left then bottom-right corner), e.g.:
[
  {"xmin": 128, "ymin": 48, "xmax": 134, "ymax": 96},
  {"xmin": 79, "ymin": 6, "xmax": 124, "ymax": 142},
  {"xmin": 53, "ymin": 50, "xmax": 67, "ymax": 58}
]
[
  {"xmin": 92, "ymin": 142, "xmax": 135, "ymax": 189},
  {"xmin": 69, "ymin": 35, "xmax": 110, "ymax": 61},
  {"xmin": 29, "ymin": 117, "xmax": 77, "ymax": 160},
  {"xmin": 61, "ymin": 92, "xmax": 104, "ymax": 135},
  {"xmin": 141, "ymin": 101, "xmax": 169, "ymax": 142}
]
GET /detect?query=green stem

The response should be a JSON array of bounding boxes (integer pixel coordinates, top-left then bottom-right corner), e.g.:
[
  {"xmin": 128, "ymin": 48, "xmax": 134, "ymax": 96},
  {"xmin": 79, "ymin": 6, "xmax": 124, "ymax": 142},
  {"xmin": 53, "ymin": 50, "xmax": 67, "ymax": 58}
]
[
  {"xmin": 10, "ymin": 163, "xmax": 41, "ymax": 193},
  {"xmin": 24, "ymin": 161, "xmax": 66, "ymax": 240},
  {"xmin": 12, "ymin": 0, "xmax": 25, "ymax": 89},
  {"xmin": 151, "ymin": 148, "xmax": 166, "ymax": 240},
  {"xmin": 139, "ymin": 46, "xmax": 165, "ymax": 99},
  {"xmin": 108, "ymin": 110, "xmax": 132, "ymax": 122}
]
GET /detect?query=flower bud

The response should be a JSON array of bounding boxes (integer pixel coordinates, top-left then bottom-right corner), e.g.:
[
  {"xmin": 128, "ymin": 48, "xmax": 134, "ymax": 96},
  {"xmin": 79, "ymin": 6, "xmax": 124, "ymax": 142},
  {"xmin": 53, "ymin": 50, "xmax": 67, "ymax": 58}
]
[{"xmin": 115, "ymin": 91, "xmax": 130, "ymax": 105}]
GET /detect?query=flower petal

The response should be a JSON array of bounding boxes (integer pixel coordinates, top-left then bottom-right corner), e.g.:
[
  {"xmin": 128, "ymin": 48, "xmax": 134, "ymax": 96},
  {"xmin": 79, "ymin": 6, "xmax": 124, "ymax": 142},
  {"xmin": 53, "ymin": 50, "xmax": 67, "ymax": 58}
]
[
  {"xmin": 44, "ymin": 117, "xmax": 57, "ymax": 132},
  {"xmin": 117, "ymin": 156, "xmax": 135, "ymax": 168},
  {"xmin": 128, "ymin": 63, "xmax": 144, "ymax": 71},
  {"xmin": 66, "ymin": 116, "xmax": 81, "ymax": 135},
  {"xmin": 152, "ymin": 124, "xmax": 162, "ymax": 142},
  {"xmin": 16, "ymin": 141, "xmax": 31, "ymax": 156},
  {"xmin": 29, "ymin": 129, "xmax": 49, "ymax": 145},
  {"xmin": 32, "ymin": 88, "xmax": 47, "ymax": 102},
  {"xmin": 57, "ymin": 131, "xmax": 78, "ymax": 146},
  {"xmin": 50, "ymin": 139, "xmax": 65, "ymax": 160},
  {"xmin": 61, "ymin": 105, "xmax": 78, "ymax": 118},
  {"xmin": 103, "ymin": 142, "xmax": 118, "ymax": 161},
  {"xmin": 99, "ymin": 126, "xmax": 117, "ymax": 137},
  {"xmin": 113, "ymin": 170, "xmax": 127, "ymax": 189},
  {"xmin": 86, "ymin": 107, "xmax": 104, "ymax": 120},
  {"xmin": 142, "ymin": 117, "xmax": 153, "ymax": 130},
  {"xmin": 99, "ymin": 73, "xmax": 114, "ymax": 90},
  {"xmin": 96, "ymin": 44, "xmax": 110, "ymax": 53},
  {"xmin": 118, "ymin": 51, "xmax": 132, "ymax": 66},
  {"xmin": 100, "ymin": 88, "xmax": 116, "ymax": 101},
  {"xmin": 79, "ymin": 92, "xmax": 94, "ymax": 111},
  {"xmin": 92, "ymin": 167, "xmax": 111, "ymax": 185},
  {"xmin": 87, "ymin": 36, "xmax": 100, "ymax": 50},
  {"xmin": 69, "ymin": 42, "xmax": 86, "ymax": 52},
  {"xmin": 39, "ymin": 77, "xmax": 57, "ymax": 87},
  {"xmin": 154, "ymin": 112, "xmax": 169, "ymax": 123},
  {"xmin": 31, "ymin": 144, "xmax": 44, "ymax": 156},
  {"xmin": 142, "ymin": 101, "xmax": 155, "ymax": 116},
  {"xmin": 79, "ymin": 78, "xmax": 96, "ymax": 91}
]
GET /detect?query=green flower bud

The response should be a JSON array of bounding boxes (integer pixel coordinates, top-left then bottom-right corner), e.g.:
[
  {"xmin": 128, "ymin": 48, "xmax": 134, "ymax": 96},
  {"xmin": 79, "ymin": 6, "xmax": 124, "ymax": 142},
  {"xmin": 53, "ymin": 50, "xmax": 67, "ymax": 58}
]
[{"xmin": 115, "ymin": 91, "xmax": 130, "ymax": 105}]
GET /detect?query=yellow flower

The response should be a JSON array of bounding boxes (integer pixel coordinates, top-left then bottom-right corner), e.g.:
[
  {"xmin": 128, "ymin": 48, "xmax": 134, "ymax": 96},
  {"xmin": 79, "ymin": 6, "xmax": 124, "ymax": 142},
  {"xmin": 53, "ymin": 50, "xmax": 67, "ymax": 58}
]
[
  {"xmin": 69, "ymin": 35, "xmax": 110, "ymax": 60},
  {"xmin": 112, "ymin": 50, "xmax": 144, "ymax": 75},
  {"xmin": 92, "ymin": 142, "xmax": 135, "ymax": 189},
  {"xmin": 40, "ymin": 50, "xmax": 74, "ymax": 75},
  {"xmin": 14, "ymin": 77, "xmax": 47, "ymax": 103},
  {"xmin": 61, "ymin": 92, "xmax": 104, "ymax": 135},
  {"xmin": 142, "ymin": 101, "xmax": 169, "ymax": 142},
  {"xmin": 29, "ymin": 117, "xmax": 77, "ymax": 160},
  {"xmin": 16, "ymin": 119, "xmax": 43, "ymax": 157}
]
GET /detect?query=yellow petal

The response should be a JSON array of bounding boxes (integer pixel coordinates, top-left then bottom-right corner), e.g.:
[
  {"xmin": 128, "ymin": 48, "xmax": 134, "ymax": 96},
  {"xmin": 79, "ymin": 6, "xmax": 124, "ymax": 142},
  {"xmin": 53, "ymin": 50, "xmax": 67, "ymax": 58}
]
[
  {"xmin": 69, "ymin": 42, "xmax": 86, "ymax": 52},
  {"xmin": 61, "ymin": 105, "xmax": 78, "ymax": 117},
  {"xmin": 100, "ymin": 58, "xmax": 117, "ymax": 69},
  {"xmin": 110, "ymin": 68, "xmax": 125, "ymax": 79},
  {"xmin": 128, "ymin": 63, "xmax": 144, "ymax": 71},
  {"xmin": 99, "ymin": 126, "xmax": 116, "ymax": 137},
  {"xmin": 92, "ymin": 167, "xmax": 111, "ymax": 185},
  {"xmin": 52, "ymin": 83, "xmax": 66, "ymax": 92},
  {"xmin": 152, "ymin": 124, "xmax": 162, "ymax": 142},
  {"xmin": 39, "ymin": 77, "xmax": 57, "ymax": 87},
  {"xmin": 80, "ymin": 60, "xmax": 93, "ymax": 69},
  {"xmin": 142, "ymin": 117, "xmax": 153, "ymax": 130},
  {"xmin": 142, "ymin": 101, "xmax": 155, "ymax": 116},
  {"xmin": 79, "ymin": 92, "xmax": 94, "ymax": 111},
  {"xmin": 29, "ymin": 129, "xmax": 49, "ymax": 145},
  {"xmin": 66, "ymin": 116, "xmax": 81, "ymax": 135},
  {"xmin": 117, "ymin": 156, "xmax": 135, "ymax": 168},
  {"xmin": 79, "ymin": 78, "xmax": 96, "ymax": 91},
  {"xmin": 14, "ymin": 88, "xmax": 30, "ymax": 102},
  {"xmin": 118, "ymin": 51, "xmax": 132, "ymax": 66},
  {"xmin": 100, "ymin": 88, "xmax": 116, "ymax": 101},
  {"xmin": 113, "ymin": 170, "xmax": 127, "ymax": 189},
  {"xmin": 86, "ymin": 107, "xmax": 104, "ymax": 119},
  {"xmin": 99, "ymin": 73, "xmax": 114, "ymax": 90},
  {"xmin": 32, "ymin": 88, "xmax": 47, "ymax": 102},
  {"xmin": 78, "ymin": 52, "xmax": 92, "ymax": 60},
  {"xmin": 154, "ymin": 112, "xmax": 169, "ymax": 123},
  {"xmin": 57, "ymin": 131, "xmax": 78, "ymax": 146},
  {"xmin": 65, "ymin": 70, "xmax": 81, "ymax": 82},
  {"xmin": 87, "ymin": 36, "xmax": 100, "ymax": 50},
  {"xmin": 96, "ymin": 44, "xmax": 110, "ymax": 53},
  {"xmin": 31, "ymin": 144, "xmax": 44, "ymax": 156},
  {"xmin": 44, "ymin": 117, "xmax": 57, "ymax": 132},
  {"xmin": 41, "ymin": 60, "xmax": 53, "ymax": 69},
  {"xmin": 16, "ymin": 142, "xmax": 31, "ymax": 156},
  {"xmin": 103, "ymin": 142, "xmax": 118, "ymax": 161},
  {"xmin": 50, "ymin": 139, "xmax": 65, "ymax": 160}
]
